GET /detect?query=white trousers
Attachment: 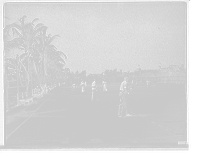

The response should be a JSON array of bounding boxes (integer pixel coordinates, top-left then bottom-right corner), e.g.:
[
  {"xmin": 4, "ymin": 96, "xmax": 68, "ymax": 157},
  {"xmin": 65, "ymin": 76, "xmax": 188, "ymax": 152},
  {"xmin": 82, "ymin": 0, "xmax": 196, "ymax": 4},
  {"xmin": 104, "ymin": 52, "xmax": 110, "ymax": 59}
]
[{"xmin": 118, "ymin": 92, "xmax": 128, "ymax": 116}]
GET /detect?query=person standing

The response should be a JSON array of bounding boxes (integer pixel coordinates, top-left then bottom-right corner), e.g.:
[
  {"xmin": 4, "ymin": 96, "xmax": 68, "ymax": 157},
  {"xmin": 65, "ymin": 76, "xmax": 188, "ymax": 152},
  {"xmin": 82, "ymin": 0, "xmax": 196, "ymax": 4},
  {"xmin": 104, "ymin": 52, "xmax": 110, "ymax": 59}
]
[
  {"xmin": 147, "ymin": 80, "xmax": 149, "ymax": 88},
  {"xmin": 80, "ymin": 80, "xmax": 87, "ymax": 93},
  {"xmin": 102, "ymin": 80, "xmax": 108, "ymax": 92},
  {"xmin": 91, "ymin": 79, "xmax": 97, "ymax": 101},
  {"xmin": 118, "ymin": 77, "xmax": 131, "ymax": 117},
  {"xmin": 72, "ymin": 83, "xmax": 76, "ymax": 92}
]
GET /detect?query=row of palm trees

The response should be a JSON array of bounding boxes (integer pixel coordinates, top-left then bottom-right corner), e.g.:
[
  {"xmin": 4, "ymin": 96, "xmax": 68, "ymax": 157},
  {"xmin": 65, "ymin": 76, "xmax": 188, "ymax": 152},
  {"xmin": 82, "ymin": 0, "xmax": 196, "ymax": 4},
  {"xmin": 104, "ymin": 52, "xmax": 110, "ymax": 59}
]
[{"xmin": 4, "ymin": 16, "xmax": 68, "ymax": 107}]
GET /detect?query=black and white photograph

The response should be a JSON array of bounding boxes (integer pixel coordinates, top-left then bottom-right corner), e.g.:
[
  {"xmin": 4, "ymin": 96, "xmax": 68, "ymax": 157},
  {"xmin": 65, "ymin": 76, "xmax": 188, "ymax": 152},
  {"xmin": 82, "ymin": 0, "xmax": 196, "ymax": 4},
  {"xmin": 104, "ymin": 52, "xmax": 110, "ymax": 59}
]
[{"xmin": 2, "ymin": 1, "xmax": 188, "ymax": 150}]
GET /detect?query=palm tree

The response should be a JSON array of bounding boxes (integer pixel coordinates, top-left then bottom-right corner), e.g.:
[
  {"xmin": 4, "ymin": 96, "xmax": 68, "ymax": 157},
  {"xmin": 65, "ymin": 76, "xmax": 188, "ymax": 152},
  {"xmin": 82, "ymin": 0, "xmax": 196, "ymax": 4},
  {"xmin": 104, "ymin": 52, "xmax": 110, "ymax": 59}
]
[
  {"xmin": 34, "ymin": 29, "xmax": 67, "ymax": 83},
  {"xmin": 45, "ymin": 47, "xmax": 68, "ymax": 86},
  {"xmin": 4, "ymin": 27, "xmax": 29, "ymax": 89},
  {"xmin": 4, "ymin": 15, "xmax": 48, "ymax": 97},
  {"xmin": 63, "ymin": 68, "xmax": 70, "ymax": 80},
  {"xmin": 4, "ymin": 24, "xmax": 18, "ymax": 50},
  {"xmin": 6, "ymin": 55, "xmax": 29, "ymax": 86}
]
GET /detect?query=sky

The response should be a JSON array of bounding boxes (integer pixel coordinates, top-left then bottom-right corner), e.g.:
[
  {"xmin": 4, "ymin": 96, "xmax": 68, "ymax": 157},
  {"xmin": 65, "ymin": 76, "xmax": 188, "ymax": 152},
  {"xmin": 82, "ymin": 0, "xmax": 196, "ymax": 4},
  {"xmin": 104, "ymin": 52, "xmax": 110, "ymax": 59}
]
[{"xmin": 4, "ymin": 2, "xmax": 187, "ymax": 74}]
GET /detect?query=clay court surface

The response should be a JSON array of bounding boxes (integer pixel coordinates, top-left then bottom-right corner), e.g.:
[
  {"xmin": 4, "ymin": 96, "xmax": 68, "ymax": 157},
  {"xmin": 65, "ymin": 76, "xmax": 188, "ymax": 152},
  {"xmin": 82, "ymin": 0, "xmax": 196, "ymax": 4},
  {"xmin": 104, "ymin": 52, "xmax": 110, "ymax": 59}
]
[{"xmin": 5, "ymin": 84, "xmax": 187, "ymax": 149}]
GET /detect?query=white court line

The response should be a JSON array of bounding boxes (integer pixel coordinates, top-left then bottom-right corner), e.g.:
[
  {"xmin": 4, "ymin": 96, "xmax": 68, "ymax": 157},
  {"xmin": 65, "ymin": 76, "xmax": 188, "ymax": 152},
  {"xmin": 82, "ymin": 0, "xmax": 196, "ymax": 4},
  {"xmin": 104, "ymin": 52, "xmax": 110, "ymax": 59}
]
[
  {"xmin": 152, "ymin": 121, "xmax": 185, "ymax": 124},
  {"xmin": 175, "ymin": 133, "xmax": 186, "ymax": 136},
  {"xmin": 130, "ymin": 111, "xmax": 185, "ymax": 135},
  {"xmin": 151, "ymin": 121, "xmax": 181, "ymax": 135},
  {"xmin": 164, "ymin": 121, "xmax": 185, "ymax": 123}
]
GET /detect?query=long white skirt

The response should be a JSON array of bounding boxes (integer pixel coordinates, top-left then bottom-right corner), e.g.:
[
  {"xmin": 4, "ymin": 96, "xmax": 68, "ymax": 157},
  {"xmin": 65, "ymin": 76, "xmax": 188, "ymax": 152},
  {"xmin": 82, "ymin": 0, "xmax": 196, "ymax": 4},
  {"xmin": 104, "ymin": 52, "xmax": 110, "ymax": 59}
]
[{"xmin": 81, "ymin": 87, "xmax": 85, "ymax": 92}]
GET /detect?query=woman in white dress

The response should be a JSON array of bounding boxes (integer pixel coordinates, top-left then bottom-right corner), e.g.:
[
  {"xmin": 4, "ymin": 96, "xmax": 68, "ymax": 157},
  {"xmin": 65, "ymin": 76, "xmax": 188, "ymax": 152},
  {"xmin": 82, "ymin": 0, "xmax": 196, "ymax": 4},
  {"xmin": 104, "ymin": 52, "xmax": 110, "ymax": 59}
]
[
  {"xmin": 102, "ymin": 78, "xmax": 108, "ymax": 92},
  {"xmin": 91, "ymin": 79, "xmax": 97, "ymax": 101},
  {"xmin": 80, "ymin": 79, "xmax": 86, "ymax": 93}
]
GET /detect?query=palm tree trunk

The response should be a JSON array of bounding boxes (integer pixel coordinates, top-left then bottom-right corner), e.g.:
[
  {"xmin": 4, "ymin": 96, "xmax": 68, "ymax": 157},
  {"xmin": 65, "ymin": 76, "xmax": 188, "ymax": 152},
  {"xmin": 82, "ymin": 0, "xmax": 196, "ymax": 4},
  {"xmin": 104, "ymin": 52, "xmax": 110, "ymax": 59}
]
[
  {"xmin": 25, "ymin": 74, "xmax": 29, "ymax": 93},
  {"xmin": 25, "ymin": 50, "xmax": 30, "ymax": 93}
]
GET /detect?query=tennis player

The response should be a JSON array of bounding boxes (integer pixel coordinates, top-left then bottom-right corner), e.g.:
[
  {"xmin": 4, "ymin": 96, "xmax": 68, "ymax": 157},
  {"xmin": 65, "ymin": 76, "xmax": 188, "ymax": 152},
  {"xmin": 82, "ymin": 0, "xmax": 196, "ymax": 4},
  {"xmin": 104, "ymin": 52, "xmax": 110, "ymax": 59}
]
[
  {"xmin": 147, "ymin": 80, "xmax": 149, "ymax": 88},
  {"xmin": 102, "ymin": 78, "xmax": 108, "ymax": 92},
  {"xmin": 91, "ymin": 78, "xmax": 98, "ymax": 101},
  {"xmin": 118, "ymin": 76, "xmax": 132, "ymax": 117},
  {"xmin": 72, "ymin": 82, "xmax": 76, "ymax": 93},
  {"xmin": 80, "ymin": 79, "xmax": 86, "ymax": 93}
]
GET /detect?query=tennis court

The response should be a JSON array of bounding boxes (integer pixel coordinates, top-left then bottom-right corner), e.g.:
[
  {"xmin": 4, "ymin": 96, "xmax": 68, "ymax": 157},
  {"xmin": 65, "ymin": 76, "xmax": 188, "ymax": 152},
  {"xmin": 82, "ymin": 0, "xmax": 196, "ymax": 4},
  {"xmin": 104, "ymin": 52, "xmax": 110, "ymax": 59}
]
[{"xmin": 5, "ymin": 84, "xmax": 187, "ymax": 149}]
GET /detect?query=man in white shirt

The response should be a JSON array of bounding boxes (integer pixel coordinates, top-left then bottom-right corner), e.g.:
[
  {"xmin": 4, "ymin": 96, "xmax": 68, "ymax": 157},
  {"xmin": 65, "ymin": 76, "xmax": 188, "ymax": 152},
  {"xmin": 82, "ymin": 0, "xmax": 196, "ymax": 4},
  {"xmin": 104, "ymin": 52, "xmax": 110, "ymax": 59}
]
[
  {"xmin": 118, "ymin": 77, "xmax": 131, "ymax": 117},
  {"xmin": 91, "ymin": 79, "xmax": 97, "ymax": 101}
]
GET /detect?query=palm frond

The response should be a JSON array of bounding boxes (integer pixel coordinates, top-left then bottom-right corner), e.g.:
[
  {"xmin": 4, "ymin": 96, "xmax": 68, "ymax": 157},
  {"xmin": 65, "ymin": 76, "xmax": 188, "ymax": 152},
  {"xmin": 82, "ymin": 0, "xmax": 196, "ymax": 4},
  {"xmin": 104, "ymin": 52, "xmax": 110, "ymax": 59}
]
[
  {"xmin": 57, "ymin": 51, "xmax": 68, "ymax": 60},
  {"xmin": 33, "ymin": 26, "xmax": 48, "ymax": 36},
  {"xmin": 19, "ymin": 53, "xmax": 28, "ymax": 60},
  {"xmin": 11, "ymin": 22, "xmax": 22, "ymax": 30},
  {"xmin": 47, "ymin": 44, "xmax": 57, "ymax": 51},
  {"xmin": 4, "ymin": 23, "xmax": 22, "ymax": 34},
  {"xmin": 47, "ymin": 34, "xmax": 60, "ymax": 45},
  {"xmin": 12, "ymin": 27, "xmax": 23, "ymax": 38},
  {"xmin": 29, "ymin": 18, "xmax": 39, "ymax": 29}
]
